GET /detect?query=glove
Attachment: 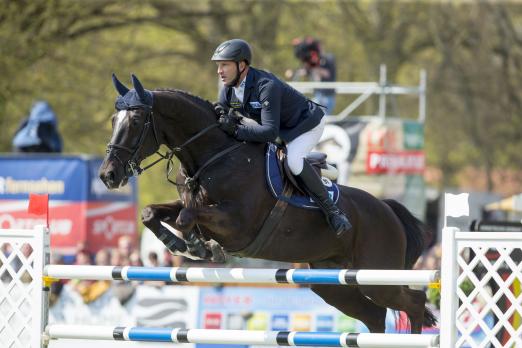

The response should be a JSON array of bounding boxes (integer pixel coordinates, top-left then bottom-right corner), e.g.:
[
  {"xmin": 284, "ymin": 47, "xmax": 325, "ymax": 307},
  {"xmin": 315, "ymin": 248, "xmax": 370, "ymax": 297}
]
[
  {"xmin": 213, "ymin": 103, "xmax": 227, "ymax": 117},
  {"xmin": 218, "ymin": 114, "xmax": 238, "ymax": 136}
]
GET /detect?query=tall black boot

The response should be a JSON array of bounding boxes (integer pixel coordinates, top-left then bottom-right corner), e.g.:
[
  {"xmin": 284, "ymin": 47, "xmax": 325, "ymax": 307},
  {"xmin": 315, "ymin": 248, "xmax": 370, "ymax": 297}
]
[{"xmin": 296, "ymin": 160, "xmax": 352, "ymax": 237}]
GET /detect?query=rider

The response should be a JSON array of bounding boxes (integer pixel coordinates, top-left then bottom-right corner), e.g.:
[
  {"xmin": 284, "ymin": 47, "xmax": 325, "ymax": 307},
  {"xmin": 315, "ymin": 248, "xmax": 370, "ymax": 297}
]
[{"xmin": 211, "ymin": 39, "xmax": 352, "ymax": 237}]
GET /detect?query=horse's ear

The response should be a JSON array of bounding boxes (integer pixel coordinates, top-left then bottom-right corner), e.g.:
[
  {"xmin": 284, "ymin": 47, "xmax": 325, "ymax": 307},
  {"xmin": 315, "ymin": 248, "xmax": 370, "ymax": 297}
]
[
  {"xmin": 131, "ymin": 74, "xmax": 147, "ymax": 101},
  {"xmin": 112, "ymin": 73, "xmax": 129, "ymax": 96}
]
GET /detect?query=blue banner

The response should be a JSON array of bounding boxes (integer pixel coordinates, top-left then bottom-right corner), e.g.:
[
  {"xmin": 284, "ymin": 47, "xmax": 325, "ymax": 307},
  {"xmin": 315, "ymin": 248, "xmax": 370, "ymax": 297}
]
[{"xmin": 0, "ymin": 154, "xmax": 136, "ymax": 202}]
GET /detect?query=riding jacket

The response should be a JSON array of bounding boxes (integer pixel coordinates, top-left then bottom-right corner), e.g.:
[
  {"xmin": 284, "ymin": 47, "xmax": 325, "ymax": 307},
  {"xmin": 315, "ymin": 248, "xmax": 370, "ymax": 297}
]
[{"xmin": 218, "ymin": 67, "xmax": 324, "ymax": 143}]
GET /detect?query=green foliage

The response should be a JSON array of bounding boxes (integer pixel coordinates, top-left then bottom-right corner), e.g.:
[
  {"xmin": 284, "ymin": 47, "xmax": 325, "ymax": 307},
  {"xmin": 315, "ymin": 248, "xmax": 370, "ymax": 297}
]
[{"xmin": 1, "ymin": 0, "xmax": 521, "ymax": 213}]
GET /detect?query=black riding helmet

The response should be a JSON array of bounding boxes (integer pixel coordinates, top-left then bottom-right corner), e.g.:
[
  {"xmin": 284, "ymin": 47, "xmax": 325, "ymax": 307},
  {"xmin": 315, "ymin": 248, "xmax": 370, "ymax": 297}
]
[
  {"xmin": 211, "ymin": 39, "xmax": 252, "ymax": 64},
  {"xmin": 211, "ymin": 39, "xmax": 252, "ymax": 87}
]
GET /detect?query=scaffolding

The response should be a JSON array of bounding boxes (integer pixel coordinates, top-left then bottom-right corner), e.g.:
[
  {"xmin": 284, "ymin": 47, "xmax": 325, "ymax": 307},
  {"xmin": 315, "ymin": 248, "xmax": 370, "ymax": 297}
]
[{"xmin": 288, "ymin": 65, "xmax": 426, "ymax": 123}]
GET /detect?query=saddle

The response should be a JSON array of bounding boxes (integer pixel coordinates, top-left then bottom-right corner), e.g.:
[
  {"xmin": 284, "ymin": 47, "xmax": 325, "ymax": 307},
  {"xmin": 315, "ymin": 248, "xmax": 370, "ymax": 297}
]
[{"xmin": 265, "ymin": 143, "xmax": 340, "ymax": 209}]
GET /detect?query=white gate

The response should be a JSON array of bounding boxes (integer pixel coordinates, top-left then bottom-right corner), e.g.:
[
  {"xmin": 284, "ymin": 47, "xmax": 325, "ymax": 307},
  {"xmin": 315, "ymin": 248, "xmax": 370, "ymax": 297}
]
[{"xmin": 440, "ymin": 227, "xmax": 522, "ymax": 347}]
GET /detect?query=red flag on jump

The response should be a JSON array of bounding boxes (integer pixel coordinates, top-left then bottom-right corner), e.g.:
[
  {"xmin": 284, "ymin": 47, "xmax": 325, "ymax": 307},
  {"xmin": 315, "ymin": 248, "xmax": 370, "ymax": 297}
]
[{"xmin": 28, "ymin": 194, "xmax": 49, "ymax": 228}]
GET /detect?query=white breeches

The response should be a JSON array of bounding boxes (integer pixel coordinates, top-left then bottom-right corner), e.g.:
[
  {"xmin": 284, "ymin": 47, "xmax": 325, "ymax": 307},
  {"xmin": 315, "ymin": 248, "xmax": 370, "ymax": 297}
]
[{"xmin": 286, "ymin": 117, "xmax": 326, "ymax": 175}]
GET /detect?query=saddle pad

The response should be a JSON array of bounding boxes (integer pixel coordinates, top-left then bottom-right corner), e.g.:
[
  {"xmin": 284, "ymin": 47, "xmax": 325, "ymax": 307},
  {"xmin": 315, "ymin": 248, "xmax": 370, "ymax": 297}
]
[{"xmin": 266, "ymin": 143, "xmax": 340, "ymax": 209}]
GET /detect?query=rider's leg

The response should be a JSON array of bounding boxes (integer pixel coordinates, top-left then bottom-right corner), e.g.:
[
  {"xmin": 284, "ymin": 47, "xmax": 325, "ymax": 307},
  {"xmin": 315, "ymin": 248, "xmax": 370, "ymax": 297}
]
[{"xmin": 287, "ymin": 118, "xmax": 352, "ymax": 237}]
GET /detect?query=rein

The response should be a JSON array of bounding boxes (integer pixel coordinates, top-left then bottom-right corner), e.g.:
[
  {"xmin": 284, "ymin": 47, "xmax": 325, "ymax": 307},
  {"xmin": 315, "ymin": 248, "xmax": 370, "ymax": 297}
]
[{"xmin": 168, "ymin": 123, "xmax": 244, "ymax": 192}]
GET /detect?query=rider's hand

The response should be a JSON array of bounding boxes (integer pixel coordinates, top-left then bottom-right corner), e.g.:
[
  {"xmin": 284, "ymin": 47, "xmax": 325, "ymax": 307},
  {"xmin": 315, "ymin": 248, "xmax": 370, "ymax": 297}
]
[
  {"xmin": 214, "ymin": 103, "xmax": 227, "ymax": 117},
  {"xmin": 218, "ymin": 114, "xmax": 238, "ymax": 136}
]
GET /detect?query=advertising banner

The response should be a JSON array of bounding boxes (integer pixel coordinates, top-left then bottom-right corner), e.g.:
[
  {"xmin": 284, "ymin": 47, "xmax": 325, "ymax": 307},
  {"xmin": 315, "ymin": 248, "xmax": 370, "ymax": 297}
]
[
  {"xmin": 0, "ymin": 154, "xmax": 137, "ymax": 254},
  {"xmin": 318, "ymin": 118, "xmax": 426, "ymax": 218},
  {"xmin": 48, "ymin": 284, "xmax": 199, "ymax": 348}
]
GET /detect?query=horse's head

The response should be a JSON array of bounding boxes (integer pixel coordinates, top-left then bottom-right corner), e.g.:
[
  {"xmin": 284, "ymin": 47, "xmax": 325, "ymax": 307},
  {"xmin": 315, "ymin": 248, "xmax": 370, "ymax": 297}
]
[{"xmin": 99, "ymin": 74, "xmax": 160, "ymax": 189}]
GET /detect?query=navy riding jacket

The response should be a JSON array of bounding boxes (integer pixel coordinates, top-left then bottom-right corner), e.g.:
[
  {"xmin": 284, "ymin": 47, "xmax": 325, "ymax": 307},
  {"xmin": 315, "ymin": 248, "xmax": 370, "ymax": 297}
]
[{"xmin": 218, "ymin": 67, "xmax": 324, "ymax": 143}]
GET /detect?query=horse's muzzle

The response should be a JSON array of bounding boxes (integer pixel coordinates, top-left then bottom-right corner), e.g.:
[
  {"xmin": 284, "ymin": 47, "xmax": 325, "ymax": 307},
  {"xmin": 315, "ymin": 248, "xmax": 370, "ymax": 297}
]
[{"xmin": 99, "ymin": 158, "xmax": 127, "ymax": 189}]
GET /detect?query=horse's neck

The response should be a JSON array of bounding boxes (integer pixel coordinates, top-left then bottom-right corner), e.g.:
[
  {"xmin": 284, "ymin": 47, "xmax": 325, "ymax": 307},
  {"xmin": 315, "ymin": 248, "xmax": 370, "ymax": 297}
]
[{"xmin": 156, "ymin": 96, "xmax": 234, "ymax": 176}]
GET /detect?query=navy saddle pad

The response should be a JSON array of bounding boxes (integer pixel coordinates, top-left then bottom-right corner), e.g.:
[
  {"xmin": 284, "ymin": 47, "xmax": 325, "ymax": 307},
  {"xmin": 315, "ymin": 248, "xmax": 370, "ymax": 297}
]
[{"xmin": 265, "ymin": 143, "xmax": 340, "ymax": 209}]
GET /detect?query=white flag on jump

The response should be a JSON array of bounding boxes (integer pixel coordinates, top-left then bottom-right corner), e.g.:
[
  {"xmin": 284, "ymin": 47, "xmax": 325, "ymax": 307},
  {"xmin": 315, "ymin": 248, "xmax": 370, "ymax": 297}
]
[{"xmin": 445, "ymin": 193, "xmax": 470, "ymax": 218}]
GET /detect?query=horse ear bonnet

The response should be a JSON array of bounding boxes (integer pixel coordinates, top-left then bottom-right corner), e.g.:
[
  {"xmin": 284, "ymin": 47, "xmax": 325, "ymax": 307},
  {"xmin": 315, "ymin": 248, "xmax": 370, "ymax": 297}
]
[{"xmin": 112, "ymin": 73, "xmax": 154, "ymax": 110}]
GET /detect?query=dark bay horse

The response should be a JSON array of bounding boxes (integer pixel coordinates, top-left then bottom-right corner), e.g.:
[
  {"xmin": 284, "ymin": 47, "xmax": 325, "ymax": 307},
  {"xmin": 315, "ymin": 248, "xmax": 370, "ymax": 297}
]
[{"xmin": 99, "ymin": 75, "xmax": 436, "ymax": 333}]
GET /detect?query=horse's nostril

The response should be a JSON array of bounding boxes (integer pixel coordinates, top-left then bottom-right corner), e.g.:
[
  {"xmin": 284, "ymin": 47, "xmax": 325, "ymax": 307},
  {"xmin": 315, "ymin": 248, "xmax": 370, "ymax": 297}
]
[{"xmin": 107, "ymin": 171, "xmax": 115, "ymax": 182}]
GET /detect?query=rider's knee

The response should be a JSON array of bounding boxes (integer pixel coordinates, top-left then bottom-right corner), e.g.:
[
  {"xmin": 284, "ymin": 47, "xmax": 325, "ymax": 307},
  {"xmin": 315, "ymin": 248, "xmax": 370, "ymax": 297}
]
[{"xmin": 287, "ymin": 154, "xmax": 305, "ymax": 175}]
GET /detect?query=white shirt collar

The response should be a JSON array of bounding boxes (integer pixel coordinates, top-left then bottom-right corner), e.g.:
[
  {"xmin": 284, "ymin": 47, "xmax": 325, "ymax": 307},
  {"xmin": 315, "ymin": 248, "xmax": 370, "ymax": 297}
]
[{"xmin": 233, "ymin": 78, "xmax": 246, "ymax": 103}]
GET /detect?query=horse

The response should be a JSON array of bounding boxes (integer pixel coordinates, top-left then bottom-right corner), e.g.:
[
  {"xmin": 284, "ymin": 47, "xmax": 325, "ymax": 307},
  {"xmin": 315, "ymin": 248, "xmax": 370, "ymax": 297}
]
[{"xmin": 99, "ymin": 74, "xmax": 436, "ymax": 334}]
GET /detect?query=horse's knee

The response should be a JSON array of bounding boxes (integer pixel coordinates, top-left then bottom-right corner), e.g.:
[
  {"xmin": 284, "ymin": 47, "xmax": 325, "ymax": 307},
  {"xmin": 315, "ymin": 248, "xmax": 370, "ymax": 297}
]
[{"xmin": 141, "ymin": 206, "xmax": 157, "ymax": 225}]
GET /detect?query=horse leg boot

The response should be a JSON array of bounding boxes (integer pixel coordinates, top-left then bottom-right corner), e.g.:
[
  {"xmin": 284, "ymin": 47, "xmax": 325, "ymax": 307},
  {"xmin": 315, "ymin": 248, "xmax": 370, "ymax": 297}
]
[
  {"xmin": 185, "ymin": 229, "xmax": 213, "ymax": 260},
  {"xmin": 296, "ymin": 160, "xmax": 352, "ymax": 237}
]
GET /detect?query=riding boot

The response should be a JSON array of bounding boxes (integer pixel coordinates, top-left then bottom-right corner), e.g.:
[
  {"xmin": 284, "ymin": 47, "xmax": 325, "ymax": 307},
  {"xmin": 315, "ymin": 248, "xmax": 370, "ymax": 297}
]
[{"xmin": 296, "ymin": 160, "xmax": 352, "ymax": 237}]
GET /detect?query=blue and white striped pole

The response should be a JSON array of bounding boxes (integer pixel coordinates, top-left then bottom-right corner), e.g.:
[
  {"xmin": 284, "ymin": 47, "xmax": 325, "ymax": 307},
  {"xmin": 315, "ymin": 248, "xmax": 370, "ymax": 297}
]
[
  {"xmin": 46, "ymin": 325, "xmax": 440, "ymax": 347},
  {"xmin": 44, "ymin": 266, "xmax": 440, "ymax": 286}
]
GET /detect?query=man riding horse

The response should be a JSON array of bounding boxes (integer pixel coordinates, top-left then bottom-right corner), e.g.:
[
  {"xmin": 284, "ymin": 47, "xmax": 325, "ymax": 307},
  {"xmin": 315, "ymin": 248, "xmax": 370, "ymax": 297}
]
[
  {"xmin": 212, "ymin": 39, "xmax": 351, "ymax": 237},
  {"xmin": 100, "ymin": 49, "xmax": 435, "ymax": 332}
]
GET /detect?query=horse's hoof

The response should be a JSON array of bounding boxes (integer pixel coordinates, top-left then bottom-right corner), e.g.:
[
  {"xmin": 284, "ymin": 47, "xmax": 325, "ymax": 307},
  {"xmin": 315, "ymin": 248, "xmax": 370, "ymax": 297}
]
[
  {"xmin": 187, "ymin": 245, "xmax": 212, "ymax": 260},
  {"xmin": 186, "ymin": 235, "xmax": 212, "ymax": 260},
  {"xmin": 206, "ymin": 240, "xmax": 226, "ymax": 263}
]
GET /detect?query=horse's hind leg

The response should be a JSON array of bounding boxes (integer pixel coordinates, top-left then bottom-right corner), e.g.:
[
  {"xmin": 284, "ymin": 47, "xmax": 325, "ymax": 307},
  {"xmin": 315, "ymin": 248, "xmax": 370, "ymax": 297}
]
[
  {"xmin": 311, "ymin": 285, "xmax": 387, "ymax": 333},
  {"xmin": 358, "ymin": 285, "xmax": 427, "ymax": 333}
]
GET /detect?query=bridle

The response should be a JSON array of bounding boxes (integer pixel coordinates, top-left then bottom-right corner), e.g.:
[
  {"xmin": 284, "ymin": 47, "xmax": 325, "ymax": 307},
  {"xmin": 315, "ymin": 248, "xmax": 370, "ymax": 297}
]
[
  {"xmin": 106, "ymin": 107, "xmax": 169, "ymax": 177},
  {"xmin": 105, "ymin": 106, "xmax": 243, "ymax": 192}
]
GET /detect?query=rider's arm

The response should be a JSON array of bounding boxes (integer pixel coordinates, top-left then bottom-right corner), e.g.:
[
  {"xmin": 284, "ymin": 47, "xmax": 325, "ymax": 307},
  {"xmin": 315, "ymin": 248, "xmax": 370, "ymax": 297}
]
[{"xmin": 235, "ymin": 79, "xmax": 281, "ymax": 142}]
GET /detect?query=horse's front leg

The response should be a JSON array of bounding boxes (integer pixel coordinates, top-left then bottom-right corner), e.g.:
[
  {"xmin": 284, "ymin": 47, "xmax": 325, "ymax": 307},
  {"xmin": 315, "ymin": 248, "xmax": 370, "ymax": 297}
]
[{"xmin": 141, "ymin": 200, "xmax": 189, "ymax": 254}]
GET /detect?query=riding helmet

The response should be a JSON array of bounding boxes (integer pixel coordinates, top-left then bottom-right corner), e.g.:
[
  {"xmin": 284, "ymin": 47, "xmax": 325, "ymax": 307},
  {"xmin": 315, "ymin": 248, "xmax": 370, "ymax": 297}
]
[{"xmin": 211, "ymin": 39, "xmax": 252, "ymax": 65}]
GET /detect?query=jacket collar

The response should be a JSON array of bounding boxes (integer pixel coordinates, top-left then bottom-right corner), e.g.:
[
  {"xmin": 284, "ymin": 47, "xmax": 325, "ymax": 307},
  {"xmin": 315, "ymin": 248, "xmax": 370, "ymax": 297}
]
[{"xmin": 242, "ymin": 67, "xmax": 256, "ymax": 103}]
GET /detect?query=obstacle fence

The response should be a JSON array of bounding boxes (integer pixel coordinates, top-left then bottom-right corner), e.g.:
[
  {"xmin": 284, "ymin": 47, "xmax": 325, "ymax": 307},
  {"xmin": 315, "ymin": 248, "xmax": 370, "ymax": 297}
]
[
  {"xmin": 45, "ymin": 325, "xmax": 439, "ymax": 347},
  {"xmin": 2, "ymin": 196, "xmax": 522, "ymax": 347},
  {"xmin": 44, "ymin": 264, "xmax": 440, "ymax": 286}
]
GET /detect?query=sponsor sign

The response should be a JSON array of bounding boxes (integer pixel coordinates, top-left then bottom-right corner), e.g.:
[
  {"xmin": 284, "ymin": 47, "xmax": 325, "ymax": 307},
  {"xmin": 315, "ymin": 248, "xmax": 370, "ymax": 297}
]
[
  {"xmin": 0, "ymin": 155, "xmax": 137, "ymax": 253},
  {"xmin": 366, "ymin": 150, "xmax": 425, "ymax": 174}
]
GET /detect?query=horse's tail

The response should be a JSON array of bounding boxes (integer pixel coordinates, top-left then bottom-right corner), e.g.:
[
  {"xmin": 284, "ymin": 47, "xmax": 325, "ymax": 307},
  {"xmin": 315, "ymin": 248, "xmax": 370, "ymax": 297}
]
[
  {"xmin": 383, "ymin": 199, "xmax": 429, "ymax": 269},
  {"xmin": 383, "ymin": 199, "xmax": 438, "ymax": 329}
]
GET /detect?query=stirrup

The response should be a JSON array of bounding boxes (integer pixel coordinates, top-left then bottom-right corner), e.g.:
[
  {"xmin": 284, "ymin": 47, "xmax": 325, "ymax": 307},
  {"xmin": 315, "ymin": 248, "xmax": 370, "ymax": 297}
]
[{"xmin": 328, "ymin": 211, "xmax": 352, "ymax": 238}]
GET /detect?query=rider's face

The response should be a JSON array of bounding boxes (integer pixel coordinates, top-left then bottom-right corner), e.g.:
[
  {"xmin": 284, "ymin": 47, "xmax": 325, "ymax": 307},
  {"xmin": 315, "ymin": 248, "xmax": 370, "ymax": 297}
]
[{"xmin": 216, "ymin": 61, "xmax": 238, "ymax": 86}]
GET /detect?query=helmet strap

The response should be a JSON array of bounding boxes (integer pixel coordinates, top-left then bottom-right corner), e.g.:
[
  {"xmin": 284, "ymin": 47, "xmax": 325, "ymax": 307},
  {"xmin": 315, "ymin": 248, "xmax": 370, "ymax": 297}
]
[{"xmin": 227, "ymin": 61, "xmax": 246, "ymax": 87}]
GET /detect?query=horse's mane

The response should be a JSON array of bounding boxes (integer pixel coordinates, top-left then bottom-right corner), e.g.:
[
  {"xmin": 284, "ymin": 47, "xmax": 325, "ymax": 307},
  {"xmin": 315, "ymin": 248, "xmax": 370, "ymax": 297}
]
[{"xmin": 155, "ymin": 88, "xmax": 215, "ymax": 112}]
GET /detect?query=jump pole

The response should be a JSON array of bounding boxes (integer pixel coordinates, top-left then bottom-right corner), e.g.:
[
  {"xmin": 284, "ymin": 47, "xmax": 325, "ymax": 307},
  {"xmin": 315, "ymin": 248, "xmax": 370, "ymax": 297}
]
[
  {"xmin": 45, "ymin": 325, "xmax": 440, "ymax": 348},
  {"xmin": 44, "ymin": 265, "xmax": 440, "ymax": 286}
]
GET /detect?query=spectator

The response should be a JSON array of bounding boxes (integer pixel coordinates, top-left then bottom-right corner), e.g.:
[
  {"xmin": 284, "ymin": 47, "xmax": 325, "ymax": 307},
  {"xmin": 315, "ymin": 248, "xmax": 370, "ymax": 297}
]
[
  {"xmin": 129, "ymin": 250, "xmax": 143, "ymax": 267},
  {"xmin": 148, "ymin": 251, "xmax": 160, "ymax": 267},
  {"xmin": 95, "ymin": 248, "xmax": 111, "ymax": 266},
  {"xmin": 286, "ymin": 37, "xmax": 337, "ymax": 114},
  {"xmin": 117, "ymin": 235, "xmax": 134, "ymax": 263},
  {"xmin": 74, "ymin": 249, "xmax": 92, "ymax": 266},
  {"xmin": 12, "ymin": 100, "xmax": 63, "ymax": 153},
  {"xmin": 49, "ymin": 253, "xmax": 65, "ymax": 307},
  {"xmin": 162, "ymin": 249, "xmax": 184, "ymax": 268},
  {"xmin": 110, "ymin": 249, "xmax": 123, "ymax": 266}
]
